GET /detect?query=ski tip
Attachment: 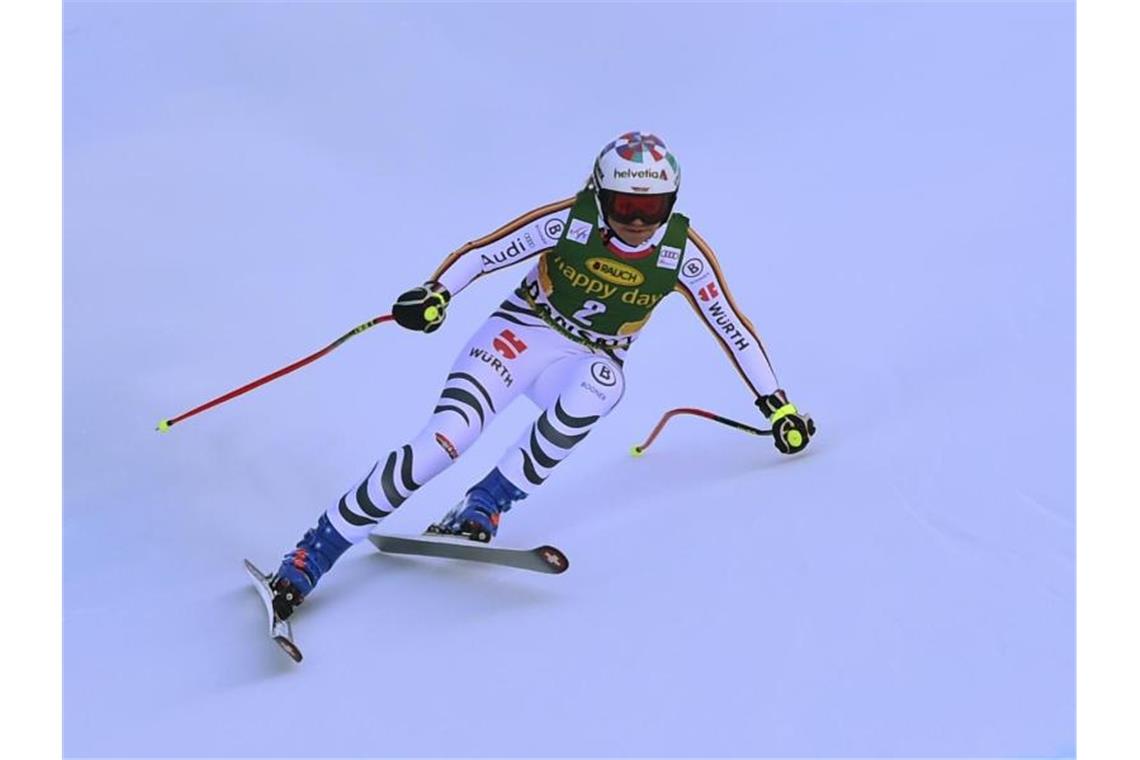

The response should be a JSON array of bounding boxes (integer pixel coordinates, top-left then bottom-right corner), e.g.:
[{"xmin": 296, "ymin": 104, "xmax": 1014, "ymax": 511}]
[
  {"xmin": 244, "ymin": 559, "xmax": 276, "ymax": 586},
  {"xmin": 276, "ymin": 636, "xmax": 303, "ymax": 663},
  {"xmin": 156, "ymin": 419, "xmax": 171, "ymax": 432},
  {"xmin": 536, "ymin": 545, "xmax": 570, "ymax": 574},
  {"xmin": 630, "ymin": 444, "xmax": 645, "ymax": 457}
]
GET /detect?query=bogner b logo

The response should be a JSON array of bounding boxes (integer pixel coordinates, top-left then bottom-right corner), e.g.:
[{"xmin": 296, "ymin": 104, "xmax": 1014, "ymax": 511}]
[{"xmin": 586, "ymin": 257, "xmax": 645, "ymax": 287}]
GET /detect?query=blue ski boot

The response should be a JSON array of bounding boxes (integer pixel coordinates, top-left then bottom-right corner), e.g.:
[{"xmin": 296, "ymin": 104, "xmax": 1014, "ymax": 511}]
[
  {"xmin": 428, "ymin": 468, "xmax": 527, "ymax": 543},
  {"xmin": 271, "ymin": 513, "xmax": 352, "ymax": 620}
]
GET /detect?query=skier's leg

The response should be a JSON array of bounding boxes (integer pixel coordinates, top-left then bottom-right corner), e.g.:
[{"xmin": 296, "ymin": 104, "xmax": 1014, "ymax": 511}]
[
  {"xmin": 503, "ymin": 352, "xmax": 625, "ymax": 490},
  {"xmin": 269, "ymin": 311, "xmax": 568, "ymax": 615},
  {"xmin": 324, "ymin": 372, "xmax": 502, "ymax": 544},
  {"xmin": 438, "ymin": 352, "xmax": 625, "ymax": 541}
]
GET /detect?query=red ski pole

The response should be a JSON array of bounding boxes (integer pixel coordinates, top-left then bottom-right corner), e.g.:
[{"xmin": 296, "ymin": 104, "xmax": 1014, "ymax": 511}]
[
  {"xmin": 630, "ymin": 407, "xmax": 772, "ymax": 456},
  {"xmin": 156, "ymin": 314, "xmax": 396, "ymax": 432}
]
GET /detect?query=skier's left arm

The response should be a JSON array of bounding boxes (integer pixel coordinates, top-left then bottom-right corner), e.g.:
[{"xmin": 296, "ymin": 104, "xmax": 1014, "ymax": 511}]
[
  {"xmin": 391, "ymin": 199, "xmax": 573, "ymax": 333},
  {"xmin": 675, "ymin": 227, "xmax": 816, "ymax": 454}
]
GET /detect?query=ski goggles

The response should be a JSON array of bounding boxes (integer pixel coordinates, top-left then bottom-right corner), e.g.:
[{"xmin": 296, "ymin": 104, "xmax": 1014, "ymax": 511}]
[{"xmin": 598, "ymin": 190, "xmax": 676, "ymax": 226}]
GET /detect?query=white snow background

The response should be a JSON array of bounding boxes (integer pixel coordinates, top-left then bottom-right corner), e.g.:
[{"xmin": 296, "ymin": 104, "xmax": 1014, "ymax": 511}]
[{"xmin": 63, "ymin": 2, "xmax": 1074, "ymax": 757}]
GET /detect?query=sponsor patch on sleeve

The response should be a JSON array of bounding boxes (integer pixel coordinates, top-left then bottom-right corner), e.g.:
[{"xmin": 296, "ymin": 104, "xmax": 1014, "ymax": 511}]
[
  {"xmin": 540, "ymin": 217, "xmax": 566, "ymax": 245},
  {"xmin": 657, "ymin": 245, "xmax": 682, "ymax": 270},
  {"xmin": 567, "ymin": 218, "xmax": 593, "ymax": 245},
  {"xmin": 681, "ymin": 257, "xmax": 707, "ymax": 281}
]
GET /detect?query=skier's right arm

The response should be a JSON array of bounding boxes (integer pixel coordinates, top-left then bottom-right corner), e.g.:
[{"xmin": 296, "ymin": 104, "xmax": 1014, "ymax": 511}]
[{"xmin": 391, "ymin": 197, "xmax": 574, "ymax": 333}]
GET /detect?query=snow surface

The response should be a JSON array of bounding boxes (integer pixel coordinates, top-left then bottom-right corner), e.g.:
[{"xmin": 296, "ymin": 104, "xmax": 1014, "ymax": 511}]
[{"xmin": 64, "ymin": 2, "xmax": 1074, "ymax": 757}]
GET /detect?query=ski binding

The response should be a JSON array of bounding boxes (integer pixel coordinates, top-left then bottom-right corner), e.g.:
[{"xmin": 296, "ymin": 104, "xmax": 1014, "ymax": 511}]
[{"xmin": 243, "ymin": 559, "xmax": 303, "ymax": 663}]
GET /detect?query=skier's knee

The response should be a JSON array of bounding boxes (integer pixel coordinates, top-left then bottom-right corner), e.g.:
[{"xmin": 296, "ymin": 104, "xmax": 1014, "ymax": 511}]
[
  {"xmin": 428, "ymin": 429, "xmax": 464, "ymax": 462},
  {"xmin": 413, "ymin": 419, "xmax": 473, "ymax": 465}
]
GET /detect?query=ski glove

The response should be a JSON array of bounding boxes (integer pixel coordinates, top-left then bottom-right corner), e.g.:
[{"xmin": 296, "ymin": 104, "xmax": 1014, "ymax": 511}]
[
  {"xmin": 756, "ymin": 389, "xmax": 816, "ymax": 455},
  {"xmin": 392, "ymin": 282, "xmax": 450, "ymax": 333}
]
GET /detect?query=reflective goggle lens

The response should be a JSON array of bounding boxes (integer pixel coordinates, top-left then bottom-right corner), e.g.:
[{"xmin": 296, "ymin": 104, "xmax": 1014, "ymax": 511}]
[{"xmin": 600, "ymin": 190, "xmax": 675, "ymax": 225}]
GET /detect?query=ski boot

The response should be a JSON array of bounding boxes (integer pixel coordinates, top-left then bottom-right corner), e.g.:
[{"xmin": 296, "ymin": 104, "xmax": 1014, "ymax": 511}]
[
  {"xmin": 427, "ymin": 468, "xmax": 527, "ymax": 543},
  {"xmin": 271, "ymin": 513, "xmax": 351, "ymax": 620}
]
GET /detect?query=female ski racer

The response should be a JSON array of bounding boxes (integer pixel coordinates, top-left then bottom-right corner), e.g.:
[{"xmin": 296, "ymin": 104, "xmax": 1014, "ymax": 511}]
[{"xmin": 268, "ymin": 131, "xmax": 815, "ymax": 620}]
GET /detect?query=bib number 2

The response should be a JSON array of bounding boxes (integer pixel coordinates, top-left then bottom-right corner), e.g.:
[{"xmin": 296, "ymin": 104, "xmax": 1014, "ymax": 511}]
[{"xmin": 573, "ymin": 299, "xmax": 607, "ymax": 327}]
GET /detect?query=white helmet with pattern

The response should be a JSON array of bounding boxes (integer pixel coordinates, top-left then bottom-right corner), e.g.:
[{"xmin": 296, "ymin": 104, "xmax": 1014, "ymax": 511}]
[{"xmin": 592, "ymin": 131, "xmax": 681, "ymax": 196}]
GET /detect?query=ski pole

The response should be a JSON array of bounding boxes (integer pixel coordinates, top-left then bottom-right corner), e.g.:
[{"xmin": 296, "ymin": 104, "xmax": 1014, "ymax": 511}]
[
  {"xmin": 156, "ymin": 313, "xmax": 397, "ymax": 432},
  {"xmin": 630, "ymin": 407, "xmax": 772, "ymax": 456}
]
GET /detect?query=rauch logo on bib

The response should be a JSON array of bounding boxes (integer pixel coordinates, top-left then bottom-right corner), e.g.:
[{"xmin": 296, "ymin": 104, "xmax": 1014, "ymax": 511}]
[{"xmin": 586, "ymin": 257, "xmax": 645, "ymax": 287}]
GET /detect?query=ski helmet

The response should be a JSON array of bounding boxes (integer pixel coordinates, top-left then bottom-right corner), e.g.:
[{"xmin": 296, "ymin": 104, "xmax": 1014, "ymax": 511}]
[{"xmin": 591, "ymin": 132, "xmax": 681, "ymax": 225}]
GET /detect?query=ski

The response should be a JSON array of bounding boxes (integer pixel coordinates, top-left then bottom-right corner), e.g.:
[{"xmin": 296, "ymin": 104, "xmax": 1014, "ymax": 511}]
[
  {"xmin": 369, "ymin": 533, "xmax": 569, "ymax": 574},
  {"xmin": 243, "ymin": 559, "xmax": 303, "ymax": 663}
]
